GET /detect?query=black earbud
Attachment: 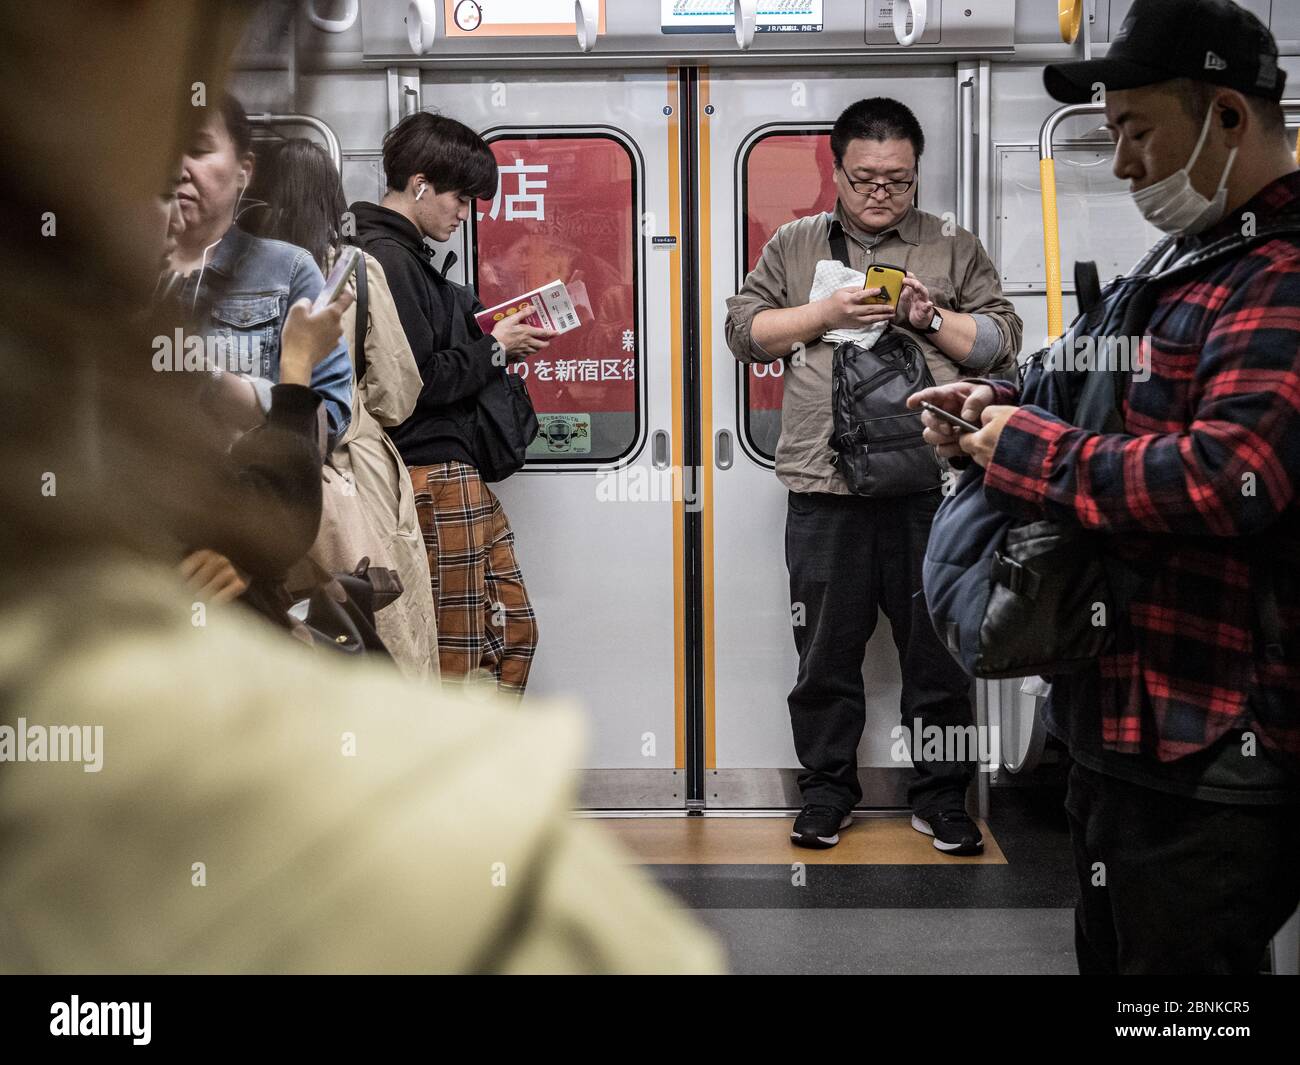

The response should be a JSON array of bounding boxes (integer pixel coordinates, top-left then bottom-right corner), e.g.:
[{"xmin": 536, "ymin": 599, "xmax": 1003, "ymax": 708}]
[{"xmin": 1222, "ymin": 108, "xmax": 1240, "ymax": 129}]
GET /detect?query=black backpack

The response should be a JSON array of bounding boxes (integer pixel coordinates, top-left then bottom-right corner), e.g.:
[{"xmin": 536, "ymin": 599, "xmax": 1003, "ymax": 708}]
[
  {"xmin": 922, "ymin": 220, "xmax": 1300, "ymax": 678},
  {"xmin": 471, "ymin": 370, "xmax": 539, "ymax": 483},
  {"xmin": 826, "ymin": 219, "xmax": 941, "ymax": 496}
]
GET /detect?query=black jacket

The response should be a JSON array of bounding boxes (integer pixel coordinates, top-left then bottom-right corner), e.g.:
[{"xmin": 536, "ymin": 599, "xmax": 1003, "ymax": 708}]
[
  {"xmin": 350, "ymin": 201, "xmax": 500, "ymax": 467},
  {"xmin": 218, "ymin": 382, "xmax": 323, "ymax": 632},
  {"xmin": 225, "ymin": 383, "xmax": 325, "ymax": 578}
]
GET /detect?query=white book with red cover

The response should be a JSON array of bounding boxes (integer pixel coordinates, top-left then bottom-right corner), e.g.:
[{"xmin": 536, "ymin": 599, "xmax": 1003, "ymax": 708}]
[{"xmin": 475, "ymin": 279, "xmax": 581, "ymax": 336}]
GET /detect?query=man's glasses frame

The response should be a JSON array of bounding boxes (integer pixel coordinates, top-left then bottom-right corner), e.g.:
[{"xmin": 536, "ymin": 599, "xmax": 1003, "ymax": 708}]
[{"xmin": 843, "ymin": 175, "xmax": 916, "ymax": 198}]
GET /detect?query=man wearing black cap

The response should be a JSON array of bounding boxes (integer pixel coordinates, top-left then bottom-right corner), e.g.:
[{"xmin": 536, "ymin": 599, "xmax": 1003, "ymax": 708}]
[{"xmin": 914, "ymin": 0, "xmax": 1300, "ymax": 974}]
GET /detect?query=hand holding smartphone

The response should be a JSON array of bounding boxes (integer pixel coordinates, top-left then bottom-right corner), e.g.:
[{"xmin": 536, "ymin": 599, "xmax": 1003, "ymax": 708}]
[
  {"xmin": 863, "ymin": 262, "xmax": 906, "ymax": 306},
  {"xmin": 919, "ymin": 400, "xmax": 981, "ymax": 434},
  {"xmin": 313, "ymin": 245, "xmax": 361, "ymax": 312}
]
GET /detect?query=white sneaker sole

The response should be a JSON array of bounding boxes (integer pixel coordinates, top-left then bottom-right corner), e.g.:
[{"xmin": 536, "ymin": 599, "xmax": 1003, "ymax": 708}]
[
  {"xmin": 791, "ymin": 813, "xmax": 854, "ymax": 848},
  {"xmin": 911, "ymin": 813, "xmax": 984, "ymax": 854}
]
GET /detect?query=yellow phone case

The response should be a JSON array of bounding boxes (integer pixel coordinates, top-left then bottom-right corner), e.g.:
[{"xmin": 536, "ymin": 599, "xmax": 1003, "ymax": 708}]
[{"xmin": 864, "ymin": 263, "xmax": 905, "ymax": 306}]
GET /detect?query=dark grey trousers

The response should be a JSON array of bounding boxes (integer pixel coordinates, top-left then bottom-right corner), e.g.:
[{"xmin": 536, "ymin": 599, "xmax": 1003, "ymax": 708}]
[{"xmin": 785, "ymin": 487, "xmax": 975, "ymax": 814}]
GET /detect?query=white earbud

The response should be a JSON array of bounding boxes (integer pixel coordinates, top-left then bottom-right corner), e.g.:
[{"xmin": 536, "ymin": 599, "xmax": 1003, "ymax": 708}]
[{"xmin": 415, "ymin": 184, "xmax": 427, "ymax": 201}]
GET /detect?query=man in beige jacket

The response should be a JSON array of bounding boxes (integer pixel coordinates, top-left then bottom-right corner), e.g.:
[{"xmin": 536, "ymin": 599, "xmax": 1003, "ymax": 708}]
[{"xmin": 726, "ymin": 98, "xmax": 1022, "ymax": 855}]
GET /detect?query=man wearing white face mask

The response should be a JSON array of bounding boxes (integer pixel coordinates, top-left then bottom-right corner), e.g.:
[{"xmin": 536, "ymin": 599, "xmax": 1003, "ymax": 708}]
[
  {"xmin": 913, "ymin": 0, "xmax": 1300, "ymax": 974},
  {"xmin": 1130, "ymin": 95, "xmax": 1238, "ymax": 237}
]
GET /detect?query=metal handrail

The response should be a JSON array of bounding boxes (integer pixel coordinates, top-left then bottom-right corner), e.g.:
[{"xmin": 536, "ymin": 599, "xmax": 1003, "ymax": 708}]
[
  {"xmin": 958, "ymin": 75, "xmax": 975, "ymax": 232},
  {"xmin": 247, "ymin": 112, "xmax": 342, "ymax": 171},
  {"xmin": 1037, "ymin": 98, "xmax": 1300, "ymax": 338}
]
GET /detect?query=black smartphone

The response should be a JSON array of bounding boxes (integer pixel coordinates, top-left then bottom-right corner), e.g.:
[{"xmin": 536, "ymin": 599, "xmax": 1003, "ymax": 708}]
[{"xmin": 919, "ymin": 400, "xmax": 981, "ymax": 434}]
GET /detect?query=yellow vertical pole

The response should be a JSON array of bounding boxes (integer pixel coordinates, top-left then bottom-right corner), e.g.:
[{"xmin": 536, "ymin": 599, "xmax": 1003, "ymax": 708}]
[{"xmin": 1040, "ymin": 156, "xmax": 1064, "ymax": 340}]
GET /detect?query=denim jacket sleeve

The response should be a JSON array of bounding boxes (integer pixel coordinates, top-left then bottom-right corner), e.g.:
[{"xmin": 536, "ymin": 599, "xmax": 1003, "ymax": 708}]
[{"xmin": 237, "ymin": 246, "xmax": 354, "ymax": 448}]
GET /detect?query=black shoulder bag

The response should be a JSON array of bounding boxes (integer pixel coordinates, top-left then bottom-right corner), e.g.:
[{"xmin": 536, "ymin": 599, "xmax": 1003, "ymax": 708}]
[
  {"xmin": 826, "ymin": 219, "xmax": 942, "ymax": 496},
  {"xmin": 470, "ymin": 323, "xmax": 539, "ymax": 483}
]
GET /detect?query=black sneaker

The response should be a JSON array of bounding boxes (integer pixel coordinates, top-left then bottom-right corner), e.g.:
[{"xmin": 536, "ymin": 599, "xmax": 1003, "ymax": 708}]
[
  {"xmin": 791, "ymin": 804, "xmax": 853, "ymax": 849},
  {"xmin": 911, "ymin": 809, "xmax": 984, "ymax": 855}
]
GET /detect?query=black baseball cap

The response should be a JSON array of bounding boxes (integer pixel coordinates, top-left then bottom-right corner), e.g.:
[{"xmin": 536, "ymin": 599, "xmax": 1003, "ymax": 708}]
[{"xmin": 1044, "ymin": 0, "xmax": 1285, "ymax": 104}]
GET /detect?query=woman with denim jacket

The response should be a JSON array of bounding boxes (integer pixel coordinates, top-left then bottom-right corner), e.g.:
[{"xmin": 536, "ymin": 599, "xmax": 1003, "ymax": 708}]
[
  {"xmin": 169, "ymin": 92, "xmax": 353, "ymax": 445},
  {"xmin": 255, "ymin": 137, "xmax": 439, "ymax": 681}
]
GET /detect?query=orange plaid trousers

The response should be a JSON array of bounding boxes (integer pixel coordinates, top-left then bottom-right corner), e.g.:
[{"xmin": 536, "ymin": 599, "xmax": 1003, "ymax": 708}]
[{"xmin": 409, "ymin": 461, "xmax": 538, "ymax": 698}]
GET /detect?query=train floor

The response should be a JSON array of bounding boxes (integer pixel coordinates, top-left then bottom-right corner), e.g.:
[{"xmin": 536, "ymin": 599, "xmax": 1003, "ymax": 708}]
[{"xmin": 598, "ymin": 779, "xmax": 1079, "ymax": 975}]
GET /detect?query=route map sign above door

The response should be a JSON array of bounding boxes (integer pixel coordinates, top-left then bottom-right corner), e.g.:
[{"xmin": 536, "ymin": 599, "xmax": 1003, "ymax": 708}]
[{"xmin": 660, "ymin": 1, "xmax": 824, "ymax": 35}]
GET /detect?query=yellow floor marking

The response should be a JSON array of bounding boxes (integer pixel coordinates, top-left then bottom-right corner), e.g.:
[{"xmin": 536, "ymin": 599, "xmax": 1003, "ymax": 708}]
[{"xmin": 598, "ymin": 815, "xmax": 1007, "ymax": 865}]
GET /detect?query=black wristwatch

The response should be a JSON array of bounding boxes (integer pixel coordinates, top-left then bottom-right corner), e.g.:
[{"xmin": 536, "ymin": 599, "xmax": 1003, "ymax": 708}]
[{"xmin": 922, "ymin": 309, "xmax": 944, "ymax": 335}]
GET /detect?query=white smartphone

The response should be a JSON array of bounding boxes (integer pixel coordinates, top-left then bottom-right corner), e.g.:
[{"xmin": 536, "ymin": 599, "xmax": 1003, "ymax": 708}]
[{"xmin": 312, "ymin": 245, "xmax": 360, "ymax": 312}]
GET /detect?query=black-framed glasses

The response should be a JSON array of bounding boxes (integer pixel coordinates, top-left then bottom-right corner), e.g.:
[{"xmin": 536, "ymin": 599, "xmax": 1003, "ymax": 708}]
[{"xmin": 844, "ymin": 176, "xmax": 915, "ymax": 197}]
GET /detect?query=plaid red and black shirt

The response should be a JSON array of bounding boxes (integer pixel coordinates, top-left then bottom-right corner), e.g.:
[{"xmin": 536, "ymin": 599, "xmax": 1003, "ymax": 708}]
[{"xmin": 982, "ymin": 170, "xmax": 1300, "ymax": 765}]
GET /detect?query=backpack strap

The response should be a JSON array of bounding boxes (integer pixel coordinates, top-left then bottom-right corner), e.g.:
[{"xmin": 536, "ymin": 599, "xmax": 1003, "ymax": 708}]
[
  {"xmin": 352, "ymin": 250, "xmax": 368, "ymax": 384},
  {"xmin": 1129, "ymin": 234, "xmax": 1178, "ymax": 277},
  {"xmin": 1152, "ymin": 214, "xmax": 1300, "ymax": 283},
  {"xmin": 1074, "ymin": 260, "xmax": 1102, "ymax": 315},
  {"xmin": 1079, "ymin": 214, "xmax": 1300, "ymax": 426}
]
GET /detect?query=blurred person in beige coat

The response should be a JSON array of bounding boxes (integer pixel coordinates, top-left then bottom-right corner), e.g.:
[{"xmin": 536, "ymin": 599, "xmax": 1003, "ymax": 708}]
[
  {"xmin": 0, "ymin": 0, "xmax": 721, "ymax": 975},
  {"xmin": 257, "ymin": 137, "xmax": 440, "ymax": 681}
]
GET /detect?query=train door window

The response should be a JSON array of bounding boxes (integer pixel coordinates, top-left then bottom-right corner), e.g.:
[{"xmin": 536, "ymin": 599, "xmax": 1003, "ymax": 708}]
[
  {"xmin": 340, "ymin": 153, "xmax": 386, "ymax": 209},
  {"xmin": 737, "ymin": 129, "xmax": 836, "ymax": 462},
  {"xmin": 993, "ymin": 143, "xmax": 1159, "ymax": 292},
  {"xmin": 344, "ymin": 151, "xmax": 468, "ymax": 279},
  {"xmin": 474, "ymin": 131, "xmax": 642, "ymax": 465}
]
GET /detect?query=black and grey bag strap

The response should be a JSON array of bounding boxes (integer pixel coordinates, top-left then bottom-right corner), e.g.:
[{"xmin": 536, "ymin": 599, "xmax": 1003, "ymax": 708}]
[
  {"xmin": 352, "ymin": 249, "xmax": 368, "ymax": 383},
  {"xmin": 827, "ymin": 216, "xmax": 852, "ymax": 268}
]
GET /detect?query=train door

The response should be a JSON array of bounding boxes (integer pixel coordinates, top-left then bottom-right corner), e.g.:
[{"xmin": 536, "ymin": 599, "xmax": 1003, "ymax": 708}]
[
  {"xmin": 701, "ymin": 66, "xmax": 962, "ymax": 808},
  {"xmin": 414, "ymin": 70, "xmax": 687, "ymax": 809}
]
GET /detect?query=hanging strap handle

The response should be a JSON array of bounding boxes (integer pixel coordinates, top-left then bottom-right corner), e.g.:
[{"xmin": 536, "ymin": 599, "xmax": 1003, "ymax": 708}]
[{"xmin": 893, "ymin": 0, "xmax": 927, "ymax": 46}]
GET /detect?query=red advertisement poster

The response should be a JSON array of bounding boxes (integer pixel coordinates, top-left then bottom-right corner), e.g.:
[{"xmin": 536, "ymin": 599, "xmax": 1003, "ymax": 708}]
[
  {"xmin": 475, "ymin": 135, "xmax": 637, "ymax": 417},
  {"xmin": 743, "ymin": 132, "xmax": 837, "ymax": 411}
]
